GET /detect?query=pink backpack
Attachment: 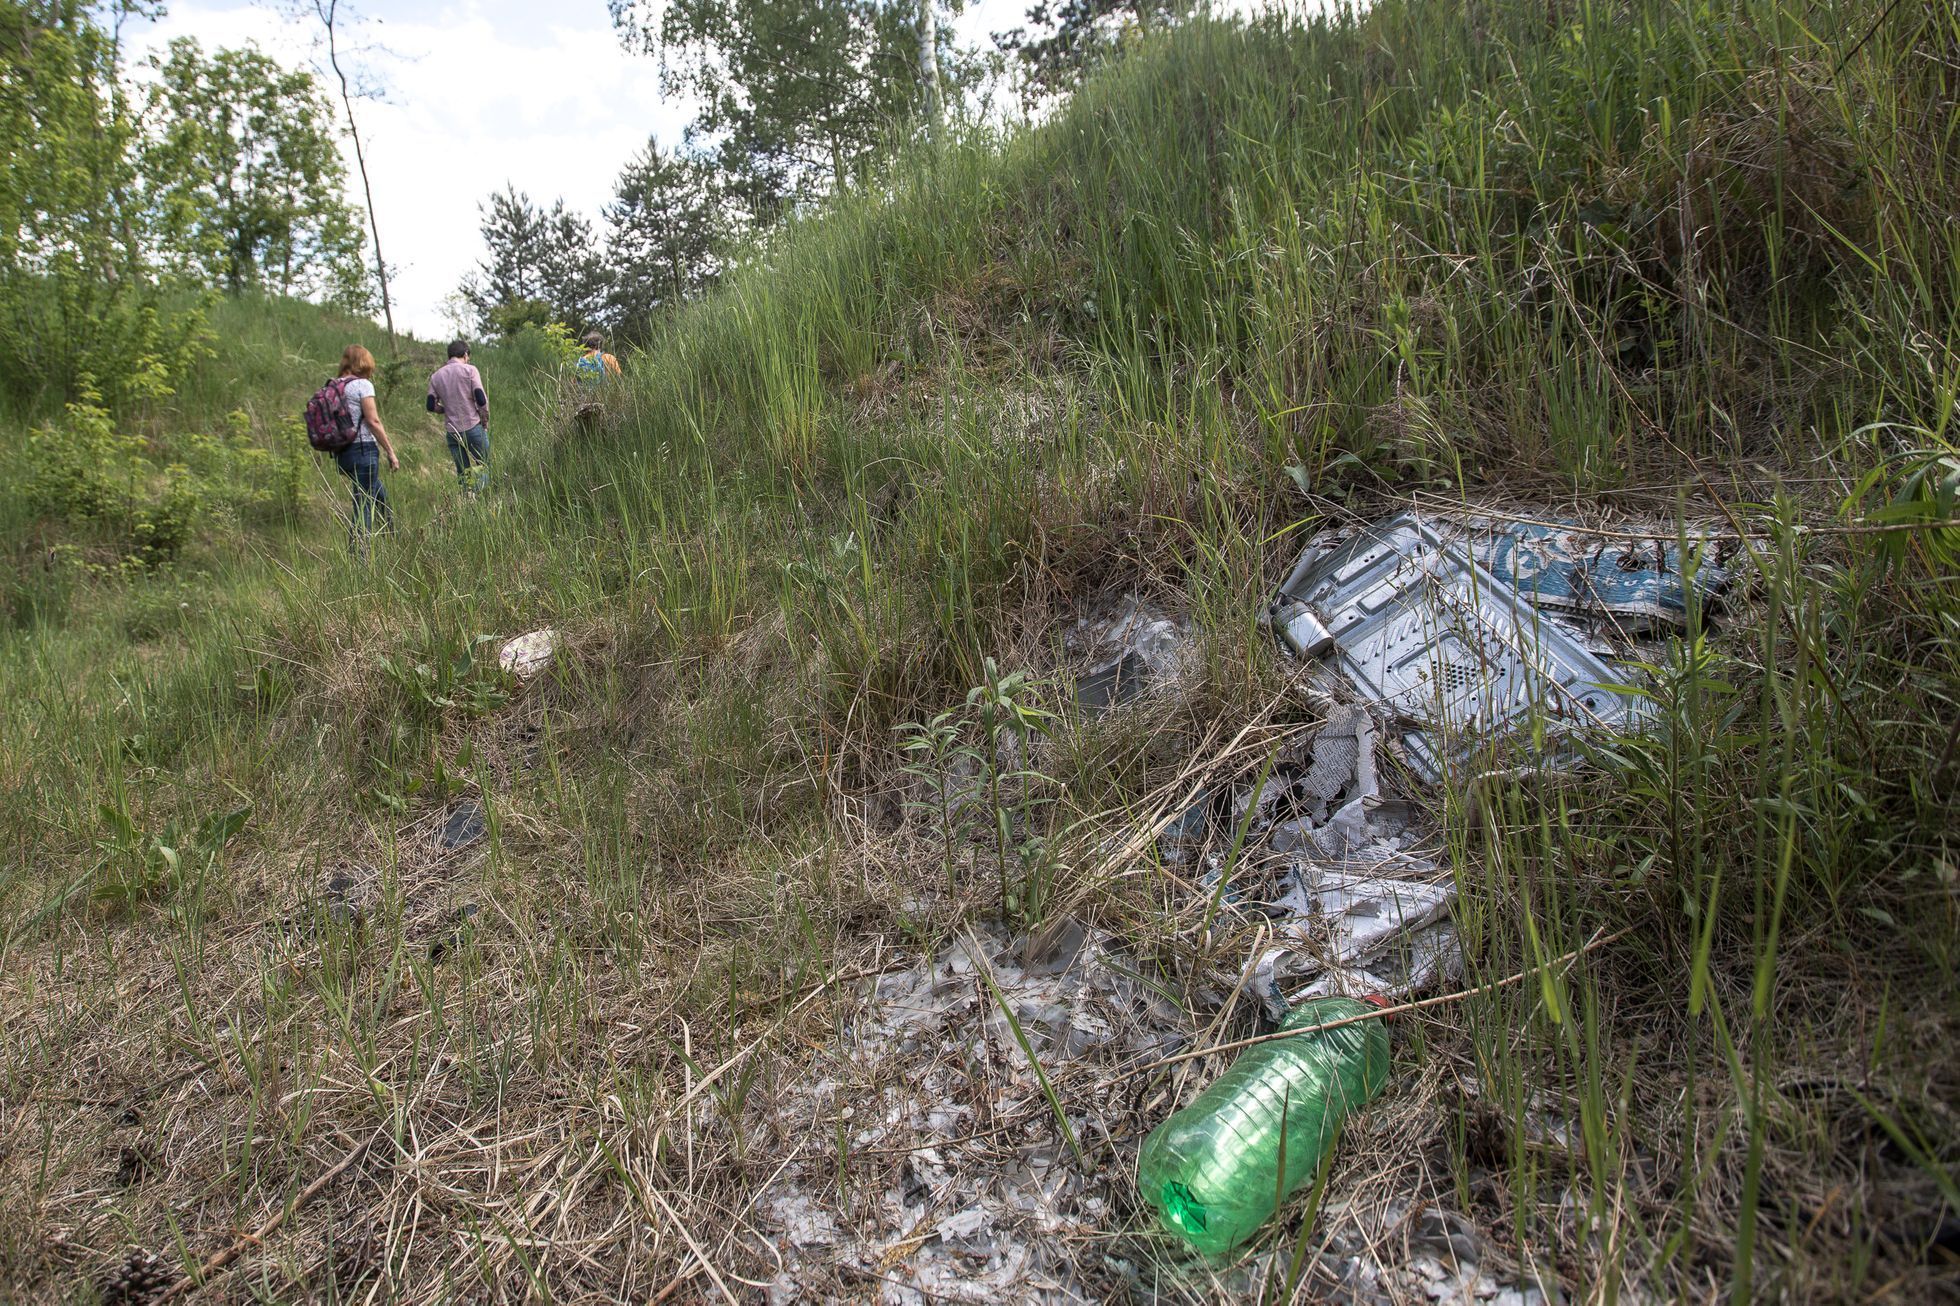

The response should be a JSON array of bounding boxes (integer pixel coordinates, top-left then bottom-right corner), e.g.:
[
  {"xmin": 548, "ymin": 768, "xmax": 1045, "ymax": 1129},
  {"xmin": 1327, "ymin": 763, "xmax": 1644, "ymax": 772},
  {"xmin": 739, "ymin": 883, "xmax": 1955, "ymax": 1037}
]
[{"xmin": 304, "ymin": 377, "xmax": 359, "ymax": 452}]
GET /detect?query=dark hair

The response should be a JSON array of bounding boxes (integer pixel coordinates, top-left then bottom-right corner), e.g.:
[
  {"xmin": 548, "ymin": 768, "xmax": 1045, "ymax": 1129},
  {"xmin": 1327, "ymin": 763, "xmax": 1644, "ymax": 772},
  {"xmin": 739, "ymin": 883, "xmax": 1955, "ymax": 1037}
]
[
  {"xmin": 447, "ymin": 339, "xmax": 470, "ymax": 359},
  {"xmin": 582, "ymin": 331, "xmax": 604, "ymax": 350}
]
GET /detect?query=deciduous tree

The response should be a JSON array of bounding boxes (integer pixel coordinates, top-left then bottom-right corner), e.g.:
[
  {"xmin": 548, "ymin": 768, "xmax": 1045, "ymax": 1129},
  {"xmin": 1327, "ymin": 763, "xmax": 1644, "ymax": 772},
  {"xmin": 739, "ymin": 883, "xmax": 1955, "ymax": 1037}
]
[
  {"xmin": 0, "ymin": 0, "xmax": 201, "ymax": 411},
  {"xmin": 995, "ymin": 0, "xmax": 1181, "ymax": 104},
  {"xmin": 609, "ymin": 0, "xmax": 968, "ymax": 221},
  {"xmin": 137, "ymin": 37, "xmax": 368, "ymax": 303}
]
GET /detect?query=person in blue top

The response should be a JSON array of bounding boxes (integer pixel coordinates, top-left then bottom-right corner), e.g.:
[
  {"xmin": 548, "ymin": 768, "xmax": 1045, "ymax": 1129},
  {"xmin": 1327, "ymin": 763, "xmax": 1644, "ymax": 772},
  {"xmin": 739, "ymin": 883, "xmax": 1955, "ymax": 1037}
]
[
  {"xmin": 573, "ymin": 331, "xmax": 621, "ymax": 432},
  {"xmin": 576, "ymin": 331, "xmax": 621, "ymax": 384}
]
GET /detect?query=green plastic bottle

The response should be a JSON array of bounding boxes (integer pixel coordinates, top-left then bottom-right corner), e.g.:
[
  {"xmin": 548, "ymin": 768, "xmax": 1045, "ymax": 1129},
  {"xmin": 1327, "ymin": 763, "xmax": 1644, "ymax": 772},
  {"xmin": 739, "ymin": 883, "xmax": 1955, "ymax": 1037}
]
[{"xmin": 1137, "ymin": 995, "xmax": 1391, "ymax": 1256}]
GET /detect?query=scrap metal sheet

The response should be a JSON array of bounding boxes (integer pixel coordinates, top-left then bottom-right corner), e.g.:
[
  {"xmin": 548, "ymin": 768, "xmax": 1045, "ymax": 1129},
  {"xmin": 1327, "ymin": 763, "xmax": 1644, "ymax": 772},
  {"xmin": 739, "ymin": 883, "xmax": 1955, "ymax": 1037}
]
[
  {"xmin": 1467, "ymin": 518, "xmax": 1732, "ymax": 630},
  {"xmin": 1269, "ymin": 514, "xmax": 1647, "ymax": 778}
]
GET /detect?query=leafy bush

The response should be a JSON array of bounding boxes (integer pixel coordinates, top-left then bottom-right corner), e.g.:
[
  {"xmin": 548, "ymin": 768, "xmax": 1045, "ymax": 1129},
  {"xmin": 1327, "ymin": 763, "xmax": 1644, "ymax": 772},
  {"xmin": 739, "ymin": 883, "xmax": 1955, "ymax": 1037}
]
[
  {"xmin": 23, "ymin": 384, "xmax": 311, "ymax": 572},
  {"xmin": 24, "ymin": 383, "xmax": 154, "ymax": 524},
  {"xmin": 163, "ymin": 409, "xmax": 307, "ymax": 528},
  {"xmin": 91, "ymin": 796, "xmax": 252, "ymax": 916},
  {"xmin": 24, "ymin": 381, "xmax": 201, "ymax": 569}
]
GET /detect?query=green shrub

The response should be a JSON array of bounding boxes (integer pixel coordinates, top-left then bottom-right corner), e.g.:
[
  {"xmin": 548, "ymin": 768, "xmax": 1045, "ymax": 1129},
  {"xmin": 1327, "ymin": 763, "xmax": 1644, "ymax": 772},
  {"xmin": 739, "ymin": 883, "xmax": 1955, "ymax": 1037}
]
[
  {"xmin": 165, "ymin": 409, "xmax": 306, "ymax": 528},
  {"xmin": 24, "ymin": 383, "xmax": 151, "ymax": 523},
  {"xmin": 23, "ymin": 381, "xmax": 203, "ymax": 568}
]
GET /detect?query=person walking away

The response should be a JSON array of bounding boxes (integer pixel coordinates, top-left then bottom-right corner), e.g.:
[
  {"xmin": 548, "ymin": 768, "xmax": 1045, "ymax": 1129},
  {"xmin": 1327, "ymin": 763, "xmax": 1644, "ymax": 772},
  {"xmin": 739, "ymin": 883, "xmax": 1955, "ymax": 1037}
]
[
  {"xmin": 428, "ymin": 340, "xmax": 490, "ymax": 493},
  {"xmin": 576, "ymin": 331, "xmax": 621, "ymax": 384},
  {"xmin": 332, "ymin": 345, "xmax": 397, "ymax": 553},
  {"xmin": 573, "ymin": 331, "xmax": 621, "ymax": 433}
]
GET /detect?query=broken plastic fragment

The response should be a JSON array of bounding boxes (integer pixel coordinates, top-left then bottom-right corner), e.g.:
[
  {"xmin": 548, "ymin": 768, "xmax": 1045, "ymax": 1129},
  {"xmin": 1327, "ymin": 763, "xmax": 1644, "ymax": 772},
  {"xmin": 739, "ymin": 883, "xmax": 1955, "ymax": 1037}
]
[
  {"xmin": 1192, "ymin": 704, "xmax": 1460, "ymax": 999},
  {"xmin": 1076, "ymin": 651, "xmax": 1149, "ymax": 710},
  {"xmin": 1267, "ymin": 862, "xmax": 1455, "ymax": 963},
  {"xmin": 498, "ymin": 628, "xmax": 557, "ymax": 679},
  {"xmin": 439, "ymin": 799, "xmax": 486, "ymax": 851},
  {"xmin": 1070, "ymin": 597, "xmax": 1189, "ymax": 713}
]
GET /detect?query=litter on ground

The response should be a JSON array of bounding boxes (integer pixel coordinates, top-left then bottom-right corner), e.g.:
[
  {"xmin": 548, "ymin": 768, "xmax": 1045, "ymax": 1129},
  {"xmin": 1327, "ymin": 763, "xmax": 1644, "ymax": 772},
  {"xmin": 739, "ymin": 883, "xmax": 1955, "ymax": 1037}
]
[
  {"xmin": 438, "ymin": 798, "xmax": 486, "ymax": 851},
  {"xmin": 1165, "ymin": 702, "xmax": 1461, "ymax": 1009},
  {"xmin": 1069, "ymin": 597, "xmax": 1190, "ymax": 711},
  {"xmin": 1233, "ymin": 507, "xmax": 1731, "ymax": 998},
  {"xmin": 760, "ymin": 923, "xmax": 1182, "ymax": 1303},
  {"xmin": 784, "ymin": 507, "xmax": 1728, "ymax": 1294},
  {"xmin": 1265, "ymin": 513, "xmax": 1675, "ymax": 780},
  {"xmin": 1461, "ymin": 515, "xmax": 1734, "ymax": 632},
  {"xmin": 498, "ymin": 628, "xmax": 558, "ymax": 679}
]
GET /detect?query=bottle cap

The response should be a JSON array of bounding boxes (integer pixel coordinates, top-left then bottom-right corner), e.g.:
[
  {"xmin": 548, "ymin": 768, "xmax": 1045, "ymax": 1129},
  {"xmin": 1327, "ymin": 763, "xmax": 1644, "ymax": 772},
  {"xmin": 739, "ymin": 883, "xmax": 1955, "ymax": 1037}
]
[{"xmin": 1360, "ymin": 993, "xmax": 1395, "ymax": 1020}]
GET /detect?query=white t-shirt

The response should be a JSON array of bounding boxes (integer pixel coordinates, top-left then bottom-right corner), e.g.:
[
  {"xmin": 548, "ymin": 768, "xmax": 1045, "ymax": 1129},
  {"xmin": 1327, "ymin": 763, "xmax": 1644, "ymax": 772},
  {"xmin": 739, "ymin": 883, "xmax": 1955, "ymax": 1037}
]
[{"xmin": 343, "ymin": 377, "xmax": 376, "ymax": 444}]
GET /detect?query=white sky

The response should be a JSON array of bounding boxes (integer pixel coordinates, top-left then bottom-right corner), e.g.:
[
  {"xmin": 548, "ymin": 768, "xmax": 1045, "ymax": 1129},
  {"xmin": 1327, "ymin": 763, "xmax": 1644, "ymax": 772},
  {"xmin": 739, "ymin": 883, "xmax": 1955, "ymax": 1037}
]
[{"xmin": 127, "ymin": 0, "xmax": 1038, "ymax": 338}]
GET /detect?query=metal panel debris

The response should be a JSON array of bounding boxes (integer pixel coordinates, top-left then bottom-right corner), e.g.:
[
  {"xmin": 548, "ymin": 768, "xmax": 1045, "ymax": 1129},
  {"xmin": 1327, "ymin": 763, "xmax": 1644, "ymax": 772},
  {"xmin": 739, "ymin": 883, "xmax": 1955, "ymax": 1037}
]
[
  {"xmin": 1069, "ymin": 597, "xmax": 1188, "ymax": 711},
  {"xmin": 1467, "ymin": 517, "xmax": 1733, "ymax": 631},
  {"xmin": 1267, "ymin": 514, "xmax": 1649, "ymax": 780}
]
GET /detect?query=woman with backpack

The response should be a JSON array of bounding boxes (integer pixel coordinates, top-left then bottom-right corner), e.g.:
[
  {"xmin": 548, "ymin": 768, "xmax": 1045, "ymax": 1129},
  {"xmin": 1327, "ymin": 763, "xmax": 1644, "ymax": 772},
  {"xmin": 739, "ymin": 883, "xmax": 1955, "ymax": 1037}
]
[{"xmin": 328, "ymin": 345, "xmax": 398, "ymax": 549}]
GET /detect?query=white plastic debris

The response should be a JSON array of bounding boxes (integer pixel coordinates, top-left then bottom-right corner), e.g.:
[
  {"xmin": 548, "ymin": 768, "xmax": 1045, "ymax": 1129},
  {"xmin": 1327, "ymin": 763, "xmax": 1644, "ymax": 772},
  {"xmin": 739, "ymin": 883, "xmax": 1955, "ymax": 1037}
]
[
  {"xmin": 1269, "ymin": 862, "xmax": 1455, "ymax": 962},
  {"xmin": 1309, "ymin": 1195, "xmax": 1568, "ymax": 1306},
  {"xmin": 760, "ymin": 925, "xmax": 1180, "ymax": 1302},
  {"xmin": 498, "ymin": 628, "xmax": 558, "ymax": 679},
  {"xmin": 1070, "ymin": 596, "xmax": 1191, "ymax": 710},
  {"xmin": 1195, "ymin": 705, "xmax": 1463, "ymax": 1002}
]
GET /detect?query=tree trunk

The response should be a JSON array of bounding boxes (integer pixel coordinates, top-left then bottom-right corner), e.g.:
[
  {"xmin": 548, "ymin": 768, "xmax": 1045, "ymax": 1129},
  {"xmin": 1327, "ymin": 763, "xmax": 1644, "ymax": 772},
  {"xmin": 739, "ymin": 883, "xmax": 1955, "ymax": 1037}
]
[
  {"xmin": 323, "ymin": 0, "xmax": 395, "ymax": 356},
  {"xmin": 917, "ymin": 0, "xmax": 941, "ymax": 138}
]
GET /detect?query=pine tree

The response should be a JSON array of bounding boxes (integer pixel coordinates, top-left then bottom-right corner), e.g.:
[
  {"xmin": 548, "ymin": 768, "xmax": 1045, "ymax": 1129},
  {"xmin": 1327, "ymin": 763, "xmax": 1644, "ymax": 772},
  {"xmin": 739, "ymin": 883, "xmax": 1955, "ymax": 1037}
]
[
  {"xmin": 466, "ymin": 186, "xmax": 613, "ymax": 336},
  {"xmin": 605, "ymin": 140, "xmax": 722, "ymax": 338}
]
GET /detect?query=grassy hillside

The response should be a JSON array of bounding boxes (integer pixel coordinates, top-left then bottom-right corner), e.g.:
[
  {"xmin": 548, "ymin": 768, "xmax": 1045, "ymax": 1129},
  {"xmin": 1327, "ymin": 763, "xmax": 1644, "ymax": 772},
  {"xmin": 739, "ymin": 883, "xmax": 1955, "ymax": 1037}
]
[
  {"xmin": 3, "ymin": 1, "xmax": 1957, "ymax": 1301},
  {"xmin": 0, "ymin": 294, "xmax": 462, "ymax": 632}
]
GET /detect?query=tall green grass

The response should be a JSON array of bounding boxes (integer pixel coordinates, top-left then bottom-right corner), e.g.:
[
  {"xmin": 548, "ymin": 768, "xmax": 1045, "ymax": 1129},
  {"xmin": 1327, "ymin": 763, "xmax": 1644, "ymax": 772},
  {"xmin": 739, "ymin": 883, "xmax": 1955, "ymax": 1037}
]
[{"xmin": 0, "ymin": 0, "xmax": 1955, "ymax": 1298}]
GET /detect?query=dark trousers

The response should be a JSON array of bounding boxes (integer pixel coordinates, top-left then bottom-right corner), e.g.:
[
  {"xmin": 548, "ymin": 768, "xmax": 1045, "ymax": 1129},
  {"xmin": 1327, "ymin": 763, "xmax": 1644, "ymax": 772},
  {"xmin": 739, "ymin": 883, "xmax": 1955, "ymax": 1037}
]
[
  {"xmin": 333, "ymin": 441, "xmax": 392, "ymax": 550},
  {"xmin": 445, "ymin": 423, "xmax": 490, "ymax": 491}
]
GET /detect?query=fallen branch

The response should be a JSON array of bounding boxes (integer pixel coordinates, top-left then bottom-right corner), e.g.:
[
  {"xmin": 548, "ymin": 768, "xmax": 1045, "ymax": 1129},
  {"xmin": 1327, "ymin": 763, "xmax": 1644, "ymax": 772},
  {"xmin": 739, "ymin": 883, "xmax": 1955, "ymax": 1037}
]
[
  {"xmin": 158, "ymin": 1126, "xmax": 386, "ymax": 1300},
  {"xmin": 1126, "ymin": 926, "xmax": 1633, "ymax": 1077}
]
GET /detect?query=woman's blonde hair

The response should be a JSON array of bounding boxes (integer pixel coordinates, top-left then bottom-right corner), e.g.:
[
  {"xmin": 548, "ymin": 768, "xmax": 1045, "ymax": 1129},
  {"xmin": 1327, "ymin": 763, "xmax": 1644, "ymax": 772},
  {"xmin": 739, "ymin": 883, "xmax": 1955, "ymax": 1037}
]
[{"xmin": 338, "ymin": 345, "xmax": 376, "ymax": 379}]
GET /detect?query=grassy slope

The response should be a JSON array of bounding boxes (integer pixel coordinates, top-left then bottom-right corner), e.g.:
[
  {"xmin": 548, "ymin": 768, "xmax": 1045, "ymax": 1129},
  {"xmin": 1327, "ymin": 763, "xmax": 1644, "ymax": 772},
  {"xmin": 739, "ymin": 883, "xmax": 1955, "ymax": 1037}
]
[
  {"xmin": 0, "ymin": 293, "xmax": 485, "ymax": 633},
  {"xmin": 3, "ymin": 0, "xmax": 1958, "ymax": 1300}
]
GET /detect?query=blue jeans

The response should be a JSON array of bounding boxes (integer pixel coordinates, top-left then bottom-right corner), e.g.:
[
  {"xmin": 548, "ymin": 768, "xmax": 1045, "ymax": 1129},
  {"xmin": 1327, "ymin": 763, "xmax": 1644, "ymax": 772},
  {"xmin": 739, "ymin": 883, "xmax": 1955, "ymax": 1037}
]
[
  {"xmin": 446, "ymin": 423, "xmax": 489, "ymax": 492},
  {"xmin": 333, "ymin": 441, "xmax": 392, "ymax": 550}
]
